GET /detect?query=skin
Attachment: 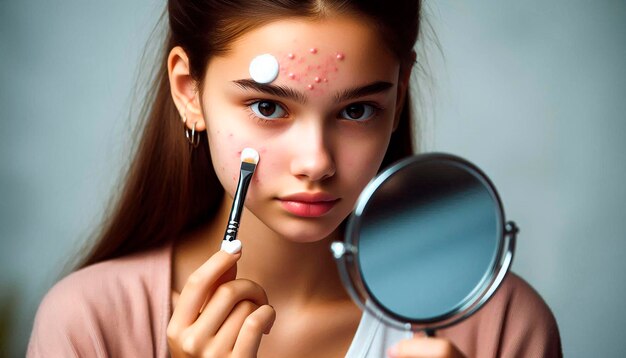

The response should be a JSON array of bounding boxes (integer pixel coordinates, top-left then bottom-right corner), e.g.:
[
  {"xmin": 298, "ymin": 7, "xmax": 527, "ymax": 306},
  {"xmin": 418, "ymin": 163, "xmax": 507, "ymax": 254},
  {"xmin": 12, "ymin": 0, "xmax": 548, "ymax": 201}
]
[{"xmin": 166, "ymin": 15, "xmax": 465, "ymax": 358}]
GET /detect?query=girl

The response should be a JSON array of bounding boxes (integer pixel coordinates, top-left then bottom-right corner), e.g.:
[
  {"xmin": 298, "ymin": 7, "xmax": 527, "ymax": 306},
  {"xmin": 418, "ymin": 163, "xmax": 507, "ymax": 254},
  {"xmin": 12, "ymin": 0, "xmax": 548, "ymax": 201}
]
[{"xmin": 28, "ymin": 1, "xmax": 561, "ymax": 357}]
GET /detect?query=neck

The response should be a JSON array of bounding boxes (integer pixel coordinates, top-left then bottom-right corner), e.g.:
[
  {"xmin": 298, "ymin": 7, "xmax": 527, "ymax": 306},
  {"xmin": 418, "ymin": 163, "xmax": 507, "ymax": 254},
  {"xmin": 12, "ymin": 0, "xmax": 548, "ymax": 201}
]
[
  {"xmin": 238, "ymin": 209, "xmax": 347, "ymax": 307},
  {"xmin": 174, "ymin": 195, "xmax": 350, "ymax": 308}
]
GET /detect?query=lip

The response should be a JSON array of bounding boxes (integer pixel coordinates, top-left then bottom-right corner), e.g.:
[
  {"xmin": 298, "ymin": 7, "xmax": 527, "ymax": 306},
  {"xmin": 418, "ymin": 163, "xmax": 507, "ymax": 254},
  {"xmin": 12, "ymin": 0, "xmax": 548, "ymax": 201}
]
[{"xmin": 277, "ymin": 192, "xmax": 340, "ymax": 217}]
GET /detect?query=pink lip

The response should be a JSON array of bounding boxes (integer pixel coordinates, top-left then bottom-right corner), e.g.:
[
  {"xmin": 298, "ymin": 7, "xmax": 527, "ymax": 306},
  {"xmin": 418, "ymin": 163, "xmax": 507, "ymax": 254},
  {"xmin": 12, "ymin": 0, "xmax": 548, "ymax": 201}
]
[{"xmin": 278, "ymin": 192, "xmax": 340, "ymax": 217}]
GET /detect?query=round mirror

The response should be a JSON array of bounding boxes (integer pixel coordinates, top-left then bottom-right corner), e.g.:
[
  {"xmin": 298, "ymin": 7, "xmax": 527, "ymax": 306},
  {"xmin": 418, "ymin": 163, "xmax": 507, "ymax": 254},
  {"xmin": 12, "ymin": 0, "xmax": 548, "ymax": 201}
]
[{"xmin": 331, "ymin": 153, "xmax": 518, "ymax": 335}]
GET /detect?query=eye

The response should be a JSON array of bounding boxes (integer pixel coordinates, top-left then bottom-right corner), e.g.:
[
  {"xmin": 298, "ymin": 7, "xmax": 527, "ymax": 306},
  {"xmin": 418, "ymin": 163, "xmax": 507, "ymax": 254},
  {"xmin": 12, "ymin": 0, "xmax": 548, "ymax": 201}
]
[
  {"xmin": 249, "ymin": 100, "xmax": 287, "ymax": 119},
  {"xmin": 340, "ymin": 103, "xmax": 376, "ymax": 121}
]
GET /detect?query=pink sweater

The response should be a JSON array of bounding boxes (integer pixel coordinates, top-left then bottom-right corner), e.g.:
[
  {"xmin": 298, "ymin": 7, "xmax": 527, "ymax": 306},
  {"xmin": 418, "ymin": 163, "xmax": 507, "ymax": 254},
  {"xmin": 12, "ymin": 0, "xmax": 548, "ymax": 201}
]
[{"xmin": 27, "ymin": 241, "xmax": 562, "ymax": 357}]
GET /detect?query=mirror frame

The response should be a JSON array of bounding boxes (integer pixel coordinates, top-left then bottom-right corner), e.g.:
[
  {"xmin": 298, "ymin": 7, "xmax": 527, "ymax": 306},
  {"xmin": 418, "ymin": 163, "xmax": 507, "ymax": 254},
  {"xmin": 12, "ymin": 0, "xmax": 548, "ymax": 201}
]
[{"xmin": 331, "ymin": 153, "xmax": 519, "ymax": 334}]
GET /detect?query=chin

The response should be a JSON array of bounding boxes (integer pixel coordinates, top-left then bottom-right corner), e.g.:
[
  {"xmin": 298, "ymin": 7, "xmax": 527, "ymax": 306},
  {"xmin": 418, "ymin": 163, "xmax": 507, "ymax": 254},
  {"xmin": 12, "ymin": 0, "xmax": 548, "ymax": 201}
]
[
  {"xmin": 281, "ymin": 231, "xmax": 335, "ymax": 244},
  {"xmin": 266, "ymin": 216, "xmax": 344, "ymax": 244}
]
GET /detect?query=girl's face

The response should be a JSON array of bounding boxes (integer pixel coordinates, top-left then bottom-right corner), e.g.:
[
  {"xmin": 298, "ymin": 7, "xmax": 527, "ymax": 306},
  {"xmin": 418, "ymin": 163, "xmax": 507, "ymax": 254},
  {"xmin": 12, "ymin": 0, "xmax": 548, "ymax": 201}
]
[{"xmin": 201, "ymin": 16, "xmax": 407, "ymax": 242}]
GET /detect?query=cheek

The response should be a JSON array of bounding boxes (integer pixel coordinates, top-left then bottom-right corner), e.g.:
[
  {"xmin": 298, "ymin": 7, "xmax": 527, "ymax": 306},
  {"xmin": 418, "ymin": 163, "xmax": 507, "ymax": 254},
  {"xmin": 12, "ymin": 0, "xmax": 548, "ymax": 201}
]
[
  {"xmin": 249, "ymin": 145, "xmax": 284, "ymax": 187},
  {"xmin": 208, "ymin": 131, "xmax": 257, "ymax": 193},
  {"xmin": 208, "ymin": 129, "xmax": 284, "ymax": 196},
  {"xmin": 338, "ymin": 132, "xmax": 391, "ymax": 183}
]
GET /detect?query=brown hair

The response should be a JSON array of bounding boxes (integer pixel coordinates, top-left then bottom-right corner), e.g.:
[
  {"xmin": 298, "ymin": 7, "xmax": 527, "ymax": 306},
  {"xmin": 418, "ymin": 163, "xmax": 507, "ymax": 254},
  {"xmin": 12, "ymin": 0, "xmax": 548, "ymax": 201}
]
[{"xmin": 77, "ymin": 0, "xmax": 422, "ymax": 269}]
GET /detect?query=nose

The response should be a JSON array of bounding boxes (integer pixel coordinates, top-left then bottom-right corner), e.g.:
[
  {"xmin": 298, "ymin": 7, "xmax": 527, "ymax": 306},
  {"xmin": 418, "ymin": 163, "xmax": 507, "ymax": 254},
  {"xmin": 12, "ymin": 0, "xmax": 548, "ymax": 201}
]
[{"xmin": 289, "ymin": 122, "xmax": 336, "ymax": 182}]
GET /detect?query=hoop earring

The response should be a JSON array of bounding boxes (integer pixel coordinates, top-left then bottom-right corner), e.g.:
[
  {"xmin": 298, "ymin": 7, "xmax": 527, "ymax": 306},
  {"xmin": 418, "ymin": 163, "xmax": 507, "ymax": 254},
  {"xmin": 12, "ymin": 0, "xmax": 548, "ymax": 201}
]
[
  {"xmin": 186, "ymin": 121, "xmax": 200, "ymax": 148},
  {"xmin": 182, "ymin": 100, "xmax": 200, "ymax": 148}
]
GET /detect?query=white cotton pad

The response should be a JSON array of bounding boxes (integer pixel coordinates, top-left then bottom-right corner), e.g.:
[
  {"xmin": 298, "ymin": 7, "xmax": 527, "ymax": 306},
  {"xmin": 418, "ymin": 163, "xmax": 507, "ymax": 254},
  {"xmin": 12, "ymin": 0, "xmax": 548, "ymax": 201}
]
[{"xmin": 249, "ymin": 54, "xmax": 279, "ymax": 84}]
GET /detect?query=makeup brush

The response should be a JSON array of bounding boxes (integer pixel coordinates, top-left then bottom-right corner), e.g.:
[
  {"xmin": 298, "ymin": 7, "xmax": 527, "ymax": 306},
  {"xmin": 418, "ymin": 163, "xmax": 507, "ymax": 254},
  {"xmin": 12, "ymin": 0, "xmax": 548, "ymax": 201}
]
[{"xmin": 221, "ymin": 147, "xmax": 260, "ymax": 254}]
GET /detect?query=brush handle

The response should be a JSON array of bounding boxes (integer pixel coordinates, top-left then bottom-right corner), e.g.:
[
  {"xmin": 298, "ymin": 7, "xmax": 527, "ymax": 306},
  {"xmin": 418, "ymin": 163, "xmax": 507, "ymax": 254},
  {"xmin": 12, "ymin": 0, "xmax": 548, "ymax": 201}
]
[
  {"xmin": 223, "ymin": 162, "xmax": 255, "ymax": 242},
  {"xmin": 224, "ymin": 220, "xmax": 239, "ymax": 242}
]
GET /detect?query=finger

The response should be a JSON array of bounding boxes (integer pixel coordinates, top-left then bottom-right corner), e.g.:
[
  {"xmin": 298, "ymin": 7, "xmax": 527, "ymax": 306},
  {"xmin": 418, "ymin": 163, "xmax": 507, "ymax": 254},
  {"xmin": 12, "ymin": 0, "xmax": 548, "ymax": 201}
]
[
  {"xmin": 186, "ymin": 279, "xmax": 269, "ymax": 343},
  {"xmin": 388, "ymin": 337, "xmax": 464, "ymax": 358},
  {"xmin": 232, "ymin": 304, "xmax": 276, "ymax": 357},
  {"xmin": 198, "ymin": 264, "xmax": 237, "ymax": 313},
  {"xmin": 180, "ymin": 301, "xmax": 258, "ymax": 358},
  {"xmin": 207, "ymin": 300, "xmax": 259, "ymax": 355},
  {"xmin": 170, "ymin": 250, "xmax": 241, "ymax": 327}
]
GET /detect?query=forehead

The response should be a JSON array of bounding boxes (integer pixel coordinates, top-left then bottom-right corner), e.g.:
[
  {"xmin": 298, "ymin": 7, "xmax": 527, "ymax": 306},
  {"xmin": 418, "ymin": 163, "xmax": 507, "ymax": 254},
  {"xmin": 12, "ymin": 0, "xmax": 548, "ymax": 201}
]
[{"xmin": 206, "ymin": 16, "xmax": 400, "ymax": 93}]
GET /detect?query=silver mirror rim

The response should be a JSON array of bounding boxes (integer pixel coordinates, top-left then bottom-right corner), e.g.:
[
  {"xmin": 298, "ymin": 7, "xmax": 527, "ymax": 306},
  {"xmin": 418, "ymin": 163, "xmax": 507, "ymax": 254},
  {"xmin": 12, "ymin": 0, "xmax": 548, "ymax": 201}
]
[{"xmin": 333, "ymin": 152, "xmax": 517, "ymax": 332}]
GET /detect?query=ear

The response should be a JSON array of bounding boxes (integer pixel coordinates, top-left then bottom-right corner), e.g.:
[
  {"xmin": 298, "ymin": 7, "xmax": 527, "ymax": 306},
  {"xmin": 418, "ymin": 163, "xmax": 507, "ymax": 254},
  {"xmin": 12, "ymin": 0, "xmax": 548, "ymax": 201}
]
[
  {"xmin": 168, "ymin": 46, "xmax": 206, "ymax": 131},
  {"xmin": 392, "ymin": 50, "xmax": 416, "ymax": 131}
]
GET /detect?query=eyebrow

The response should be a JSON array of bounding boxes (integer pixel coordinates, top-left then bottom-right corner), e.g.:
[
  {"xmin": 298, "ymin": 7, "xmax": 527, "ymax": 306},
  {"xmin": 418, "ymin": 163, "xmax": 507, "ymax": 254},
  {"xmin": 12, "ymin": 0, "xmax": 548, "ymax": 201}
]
[
  {"xmin": 233, "ymin": 79, "xmax": 308, "ymax": 104},
  {"xmin": 334, "ymin": 81, "xmax": 394, "ymax": 103},
  {"xmin": 232, "ymin": 79, "xmax": 394, "ymax": 104}
]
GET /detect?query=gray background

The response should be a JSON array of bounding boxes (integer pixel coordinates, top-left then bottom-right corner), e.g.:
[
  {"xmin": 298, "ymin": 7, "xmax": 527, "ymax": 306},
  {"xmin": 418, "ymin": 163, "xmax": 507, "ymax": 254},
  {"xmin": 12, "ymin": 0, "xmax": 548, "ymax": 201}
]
[{"xmin": 1, "ymin": 0, "xmax": 624, "ymax": 356}]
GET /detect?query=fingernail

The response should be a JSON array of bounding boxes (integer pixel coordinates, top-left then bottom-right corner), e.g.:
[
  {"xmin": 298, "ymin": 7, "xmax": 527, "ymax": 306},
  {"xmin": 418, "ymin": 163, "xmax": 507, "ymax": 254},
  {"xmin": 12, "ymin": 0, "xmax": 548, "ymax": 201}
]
[{"xmin": 221, "ymin": 239, "xmax": 242, "ymax": 254}]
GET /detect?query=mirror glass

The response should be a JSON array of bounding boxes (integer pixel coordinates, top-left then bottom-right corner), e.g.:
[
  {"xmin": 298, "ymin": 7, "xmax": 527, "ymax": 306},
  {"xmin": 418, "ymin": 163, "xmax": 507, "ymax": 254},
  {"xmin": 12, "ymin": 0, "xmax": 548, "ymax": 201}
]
[{"xmin": 333, "ymin": 153, "xmax": 517, "ymax": 332}]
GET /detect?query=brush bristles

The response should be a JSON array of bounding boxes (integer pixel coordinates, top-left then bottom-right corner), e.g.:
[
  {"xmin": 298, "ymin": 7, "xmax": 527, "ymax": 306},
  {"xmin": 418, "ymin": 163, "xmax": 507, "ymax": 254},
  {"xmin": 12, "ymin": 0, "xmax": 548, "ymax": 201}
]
[{"xmin": 241, "ymin": 148, "xmax": 259, "ymax": 165}]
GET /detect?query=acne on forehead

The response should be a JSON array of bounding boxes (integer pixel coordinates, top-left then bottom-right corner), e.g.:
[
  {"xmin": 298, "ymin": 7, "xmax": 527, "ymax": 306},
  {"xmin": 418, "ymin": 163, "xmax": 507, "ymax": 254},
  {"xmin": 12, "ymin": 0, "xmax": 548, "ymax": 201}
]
[
  {"xmin": 276, "ymin": 48, "xmax": 346, "ymax": 93},
  {"xmin": 247, "ymin": 46, "xmax": 346, "ymax": 93}
]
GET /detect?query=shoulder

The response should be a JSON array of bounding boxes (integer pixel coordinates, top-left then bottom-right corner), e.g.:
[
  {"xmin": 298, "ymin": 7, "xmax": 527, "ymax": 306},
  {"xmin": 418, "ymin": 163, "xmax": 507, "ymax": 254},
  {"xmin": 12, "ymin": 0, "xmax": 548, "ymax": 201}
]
[
  {"xmin": 442, "ymin": 272, "xmax": 562, "ymax": 357},
  {"xmin": 491, "ymin": 272, "xmax": 563, "ymax": 356},
  {"xmin": 495, "ymin": 272, "xmax": 555, "ymax": 316},
  {"xmin": 494, "ymin": 273, "xmax": 561, "ymax": 336},
  {"xmin": 27, "ymin": 243, "xmax": 172, "ymax": 357},
  {"xmin": 460, "ymin": 272, "xmax": 562, "ymax": 357},
  {"xmin": 39, "ymin": 243, "xmax": 170, "ymax": 316}
]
